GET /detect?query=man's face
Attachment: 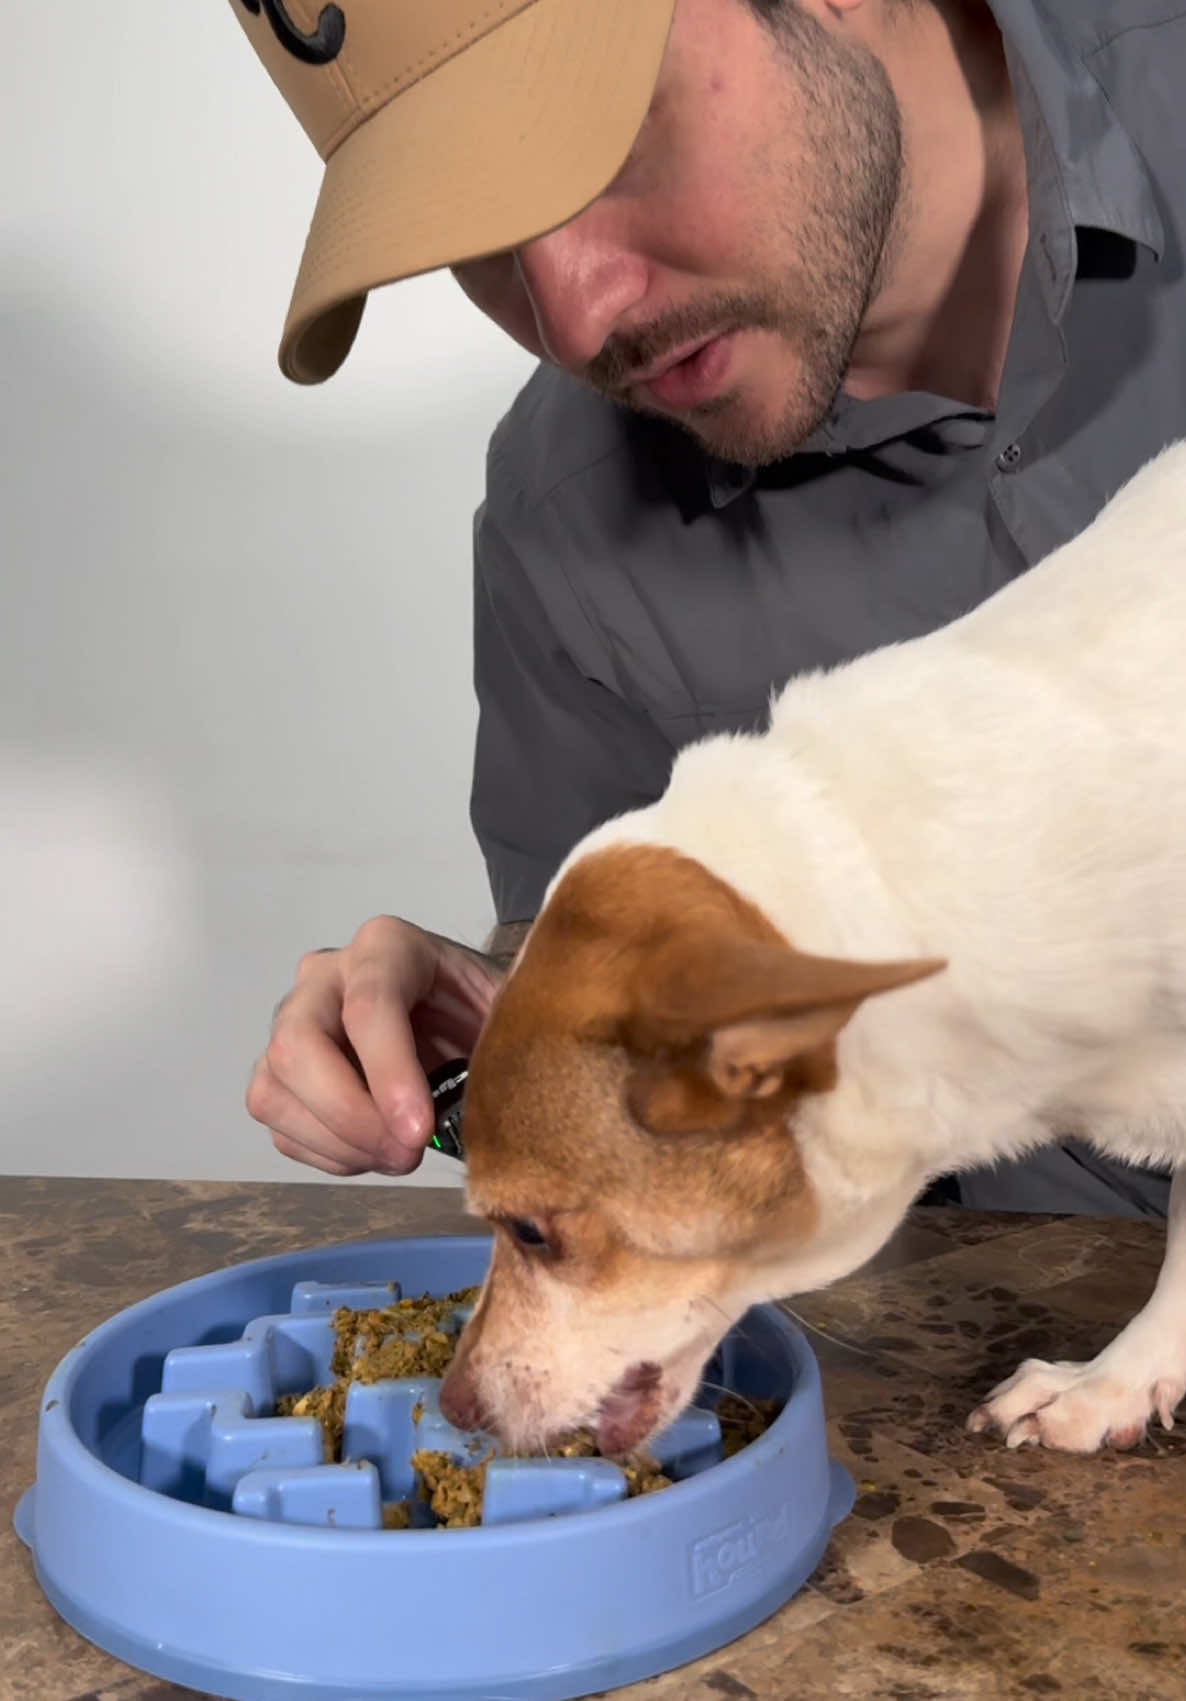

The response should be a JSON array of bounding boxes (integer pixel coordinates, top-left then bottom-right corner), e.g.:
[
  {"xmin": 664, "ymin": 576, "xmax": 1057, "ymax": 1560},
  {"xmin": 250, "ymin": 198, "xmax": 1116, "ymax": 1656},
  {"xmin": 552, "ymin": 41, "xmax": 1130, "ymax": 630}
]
[{"xmin": 452, "ymin": 0, "xmax": 903, "ymax": 467}]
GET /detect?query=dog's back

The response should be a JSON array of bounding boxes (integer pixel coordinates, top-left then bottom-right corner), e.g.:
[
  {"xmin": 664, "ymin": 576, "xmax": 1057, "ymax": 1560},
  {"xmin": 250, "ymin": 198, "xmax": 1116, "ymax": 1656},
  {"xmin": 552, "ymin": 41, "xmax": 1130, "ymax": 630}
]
[{"xmin": 761, "ymin": 442, "xmax": 1186, "ymax": 999}]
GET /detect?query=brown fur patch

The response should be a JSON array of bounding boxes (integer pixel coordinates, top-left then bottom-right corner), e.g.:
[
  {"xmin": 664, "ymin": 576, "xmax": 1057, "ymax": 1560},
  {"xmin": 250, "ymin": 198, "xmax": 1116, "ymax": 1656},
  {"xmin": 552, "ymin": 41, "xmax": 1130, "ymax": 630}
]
[
  {"xmin": 455, "ymin": 849, "xmax": 832, "ymax": 1314},
  {"xmin": 465, "ymin": 843, "xmax": 934, "ymax": 1200}
]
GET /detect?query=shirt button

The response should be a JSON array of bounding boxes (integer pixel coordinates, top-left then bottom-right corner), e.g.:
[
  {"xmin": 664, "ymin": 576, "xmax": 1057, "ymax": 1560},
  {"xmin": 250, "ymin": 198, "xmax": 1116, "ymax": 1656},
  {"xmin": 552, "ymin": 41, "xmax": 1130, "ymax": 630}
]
[{"xmin": 996, "ymin": 442, "xmax": 1022, "ymax": 472}]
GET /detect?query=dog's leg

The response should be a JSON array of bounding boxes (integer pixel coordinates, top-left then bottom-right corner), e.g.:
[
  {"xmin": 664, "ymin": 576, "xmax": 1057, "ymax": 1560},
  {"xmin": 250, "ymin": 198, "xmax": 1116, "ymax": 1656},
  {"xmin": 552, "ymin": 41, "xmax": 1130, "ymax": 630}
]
[{"xmin": 967, "ymin": 1168, "xmax": 1186, "ymax": 1452}]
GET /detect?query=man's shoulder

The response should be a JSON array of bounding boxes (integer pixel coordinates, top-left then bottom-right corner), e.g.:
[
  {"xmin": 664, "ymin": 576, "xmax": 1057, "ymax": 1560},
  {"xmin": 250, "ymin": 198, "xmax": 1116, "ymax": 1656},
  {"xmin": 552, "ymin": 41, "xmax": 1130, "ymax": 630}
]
[
  {"xmin": 1037, "ymin": 0, "xmax": 1186, "ymax": 53},
  {"xmin": 485, "ymin": 363, "xmax": 655, "ymax": 514}
]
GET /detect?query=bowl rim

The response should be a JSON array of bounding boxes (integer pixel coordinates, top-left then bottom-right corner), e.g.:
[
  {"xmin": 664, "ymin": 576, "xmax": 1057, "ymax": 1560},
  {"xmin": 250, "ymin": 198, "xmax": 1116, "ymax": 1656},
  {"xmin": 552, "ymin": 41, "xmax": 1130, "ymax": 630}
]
[{"xmin": 33, "ymin": 1231, "xmax": 821, "ymax": 1547}]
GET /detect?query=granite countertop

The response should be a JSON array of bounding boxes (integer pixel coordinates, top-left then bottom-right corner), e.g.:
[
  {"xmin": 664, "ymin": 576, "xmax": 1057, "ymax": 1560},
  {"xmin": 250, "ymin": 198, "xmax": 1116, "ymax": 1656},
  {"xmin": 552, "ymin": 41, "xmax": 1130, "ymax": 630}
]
[{"xmin": 3, "ymin": 1176, "xmax": 1184, "ymax": 1701}]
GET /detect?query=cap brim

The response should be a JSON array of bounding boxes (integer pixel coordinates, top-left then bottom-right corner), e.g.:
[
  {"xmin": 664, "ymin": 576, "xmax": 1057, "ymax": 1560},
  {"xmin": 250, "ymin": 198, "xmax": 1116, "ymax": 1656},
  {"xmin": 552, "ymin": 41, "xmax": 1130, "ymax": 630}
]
[{"xmin": 279, "ymin": 0, "xmax": 677, "ymax": 383}]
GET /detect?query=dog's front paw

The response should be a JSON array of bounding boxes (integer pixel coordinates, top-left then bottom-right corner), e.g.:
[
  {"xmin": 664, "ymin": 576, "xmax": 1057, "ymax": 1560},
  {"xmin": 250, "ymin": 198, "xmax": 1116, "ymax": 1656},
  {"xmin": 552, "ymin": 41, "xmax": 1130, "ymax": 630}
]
[{"xmin": 966, "ymin": 1357, "xmax": 1185, "ymax": 1453}]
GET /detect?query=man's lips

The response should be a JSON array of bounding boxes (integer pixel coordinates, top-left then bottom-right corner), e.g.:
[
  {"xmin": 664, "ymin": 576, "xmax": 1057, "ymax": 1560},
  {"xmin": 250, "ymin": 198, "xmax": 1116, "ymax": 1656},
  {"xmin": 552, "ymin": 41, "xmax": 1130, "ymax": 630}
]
[{"xmin": 630, "ymin": 332, "xmax": 738, "ymax": 411}]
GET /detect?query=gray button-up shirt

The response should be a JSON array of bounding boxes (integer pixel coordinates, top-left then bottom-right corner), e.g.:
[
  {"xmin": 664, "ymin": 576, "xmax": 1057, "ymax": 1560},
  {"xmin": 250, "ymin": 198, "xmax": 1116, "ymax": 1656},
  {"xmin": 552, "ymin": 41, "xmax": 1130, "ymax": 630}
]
[{"xmin": 469, "ymin": 0, "xmax": 1186, "ymax": 926}]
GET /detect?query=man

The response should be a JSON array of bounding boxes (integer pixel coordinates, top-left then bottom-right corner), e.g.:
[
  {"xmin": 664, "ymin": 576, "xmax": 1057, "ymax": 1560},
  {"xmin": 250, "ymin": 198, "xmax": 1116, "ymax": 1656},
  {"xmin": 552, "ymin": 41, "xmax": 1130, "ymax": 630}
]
[{"xmin": 232, "ymin": 0, "xmax": 1184, "ymax": 1215}]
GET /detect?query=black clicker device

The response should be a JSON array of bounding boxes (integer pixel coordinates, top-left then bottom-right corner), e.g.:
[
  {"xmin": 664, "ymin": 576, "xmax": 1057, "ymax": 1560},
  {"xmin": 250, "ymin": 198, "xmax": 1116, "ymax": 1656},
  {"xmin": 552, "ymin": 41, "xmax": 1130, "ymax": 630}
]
[{"xmin": 426, "ymin": 1057, "xmax": 469, "ymax": 1161}]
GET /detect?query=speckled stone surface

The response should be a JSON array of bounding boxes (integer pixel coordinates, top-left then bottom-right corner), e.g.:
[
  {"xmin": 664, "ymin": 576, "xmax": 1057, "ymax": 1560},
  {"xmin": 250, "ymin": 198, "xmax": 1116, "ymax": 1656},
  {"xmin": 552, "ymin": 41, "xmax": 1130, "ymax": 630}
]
[{"xmin": 3, "ymin": 1177, "xmax": 1184, "ymax": 1701}]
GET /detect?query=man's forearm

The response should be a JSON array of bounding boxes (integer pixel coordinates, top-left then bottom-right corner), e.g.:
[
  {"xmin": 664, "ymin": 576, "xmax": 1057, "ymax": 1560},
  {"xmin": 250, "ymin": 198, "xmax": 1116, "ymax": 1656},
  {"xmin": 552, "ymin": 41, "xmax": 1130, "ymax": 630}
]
[
  {"xmin": 426, "ymin": 919, "xmax": 533, "ymax": 983},
  {"xmin": 482, "ymin": 919, "xmax": 533, "ymax": 975}
]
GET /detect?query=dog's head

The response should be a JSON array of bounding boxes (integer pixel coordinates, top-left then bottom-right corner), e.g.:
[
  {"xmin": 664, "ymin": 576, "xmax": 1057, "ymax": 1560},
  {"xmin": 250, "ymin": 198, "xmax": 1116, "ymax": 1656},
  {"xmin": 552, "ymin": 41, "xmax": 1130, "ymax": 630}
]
[{"xmin": 440, "ymin": 844, "xmax": 940, "ymax": 1453}]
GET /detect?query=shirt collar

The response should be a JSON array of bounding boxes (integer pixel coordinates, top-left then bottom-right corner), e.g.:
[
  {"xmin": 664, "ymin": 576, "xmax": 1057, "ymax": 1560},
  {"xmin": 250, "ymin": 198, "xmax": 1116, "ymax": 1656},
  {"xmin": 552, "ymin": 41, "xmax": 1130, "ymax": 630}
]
[
  {"xmin": 993, "ymin": 0, "xmax": 1163, "ymax": 261},
  {"xmin": 701, "ymin": 0, "xmax": 1164, "ymax": 511}
]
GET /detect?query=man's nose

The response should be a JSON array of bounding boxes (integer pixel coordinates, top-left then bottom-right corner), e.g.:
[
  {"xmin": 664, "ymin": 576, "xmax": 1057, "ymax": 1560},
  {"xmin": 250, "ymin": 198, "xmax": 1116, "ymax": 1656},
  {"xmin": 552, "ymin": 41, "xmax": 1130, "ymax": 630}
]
[{"xmin": 515, "ymin": 216, "xmax": 648, "ymax": 374}]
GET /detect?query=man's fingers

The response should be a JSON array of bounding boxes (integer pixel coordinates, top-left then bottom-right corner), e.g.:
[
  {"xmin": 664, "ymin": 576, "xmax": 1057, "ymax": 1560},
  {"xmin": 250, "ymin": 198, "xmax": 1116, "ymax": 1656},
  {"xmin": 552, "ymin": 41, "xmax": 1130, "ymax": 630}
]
[
  {"xmin": 256, "ymin": 991, "xmax": 396, "ymax": 1168},
  {"xmin": 250, "ymin": 918, "xmax": 500, "ymax": 1179},
  {"xmin": 269, "ymin": 1128, "xmax": 367, "ymax": 1178},
  {"xmin": 335, "ymin": 920, "xmax": 447, "ymax": 1159},
  {"xmin": 247, "ymin": 1055, "xmax": 425, "ymax": 1176},
  {"xmin": 270, "ymin": 1130, "xmax": 364, "ymax": 1177}
]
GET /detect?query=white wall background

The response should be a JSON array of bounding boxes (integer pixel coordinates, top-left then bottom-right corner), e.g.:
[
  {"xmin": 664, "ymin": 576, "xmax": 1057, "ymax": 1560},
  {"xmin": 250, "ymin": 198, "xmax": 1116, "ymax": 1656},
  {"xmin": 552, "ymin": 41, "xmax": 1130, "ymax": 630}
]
[{"xmin": 1, "ymin": 5, "xmax": 537, "ymax": 1185}]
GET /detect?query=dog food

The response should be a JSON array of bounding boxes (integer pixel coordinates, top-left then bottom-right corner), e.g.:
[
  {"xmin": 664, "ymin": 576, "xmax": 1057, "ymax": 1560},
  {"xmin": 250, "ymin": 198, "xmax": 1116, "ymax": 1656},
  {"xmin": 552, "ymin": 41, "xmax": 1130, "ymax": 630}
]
[
  {"xmin": 411, "ymin": 1448, "xmax": 490, "ymax": 1528},
  {"xmin": 277, "ymin": 1285, "xmax": 781, "ymax": 1526}
]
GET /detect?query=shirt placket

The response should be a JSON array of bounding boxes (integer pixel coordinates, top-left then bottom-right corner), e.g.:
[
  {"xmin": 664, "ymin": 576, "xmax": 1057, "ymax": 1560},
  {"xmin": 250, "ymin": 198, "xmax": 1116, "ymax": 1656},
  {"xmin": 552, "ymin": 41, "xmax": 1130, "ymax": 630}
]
[{"xmin": 985, "ymin": 51, "xmax": 1075, "ymax": 568}]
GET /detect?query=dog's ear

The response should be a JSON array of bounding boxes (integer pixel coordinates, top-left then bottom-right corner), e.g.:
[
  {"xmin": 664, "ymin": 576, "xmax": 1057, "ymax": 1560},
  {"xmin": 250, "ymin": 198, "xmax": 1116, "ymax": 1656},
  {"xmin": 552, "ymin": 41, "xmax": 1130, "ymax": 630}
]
[{"xmin": 622, "ymin": 937, "xmax": 943, "ymax": 1135}]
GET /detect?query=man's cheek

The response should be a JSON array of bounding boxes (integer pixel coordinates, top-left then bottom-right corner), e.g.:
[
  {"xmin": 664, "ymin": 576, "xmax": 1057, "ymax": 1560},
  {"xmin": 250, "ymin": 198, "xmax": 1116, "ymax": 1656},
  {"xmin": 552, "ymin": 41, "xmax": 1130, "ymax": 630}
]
[{"xmin": 451, "ymin": 259, "xmax": 542, "ymax": 356}]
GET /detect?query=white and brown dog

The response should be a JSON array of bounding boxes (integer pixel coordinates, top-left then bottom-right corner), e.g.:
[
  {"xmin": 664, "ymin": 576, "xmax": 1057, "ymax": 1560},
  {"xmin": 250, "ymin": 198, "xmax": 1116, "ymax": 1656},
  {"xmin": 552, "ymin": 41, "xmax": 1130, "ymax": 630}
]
[{"xmin": 440, "ymin": 442, "xmax": 1186, "ymax": 1461}]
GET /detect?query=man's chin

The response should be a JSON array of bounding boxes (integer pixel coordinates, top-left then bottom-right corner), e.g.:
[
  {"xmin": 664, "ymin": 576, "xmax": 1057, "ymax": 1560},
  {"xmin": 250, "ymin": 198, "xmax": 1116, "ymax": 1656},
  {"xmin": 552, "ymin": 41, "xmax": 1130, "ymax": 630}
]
[{"xmin": 626, "ymin": 386, "xmax": 830, "ymax": 471}]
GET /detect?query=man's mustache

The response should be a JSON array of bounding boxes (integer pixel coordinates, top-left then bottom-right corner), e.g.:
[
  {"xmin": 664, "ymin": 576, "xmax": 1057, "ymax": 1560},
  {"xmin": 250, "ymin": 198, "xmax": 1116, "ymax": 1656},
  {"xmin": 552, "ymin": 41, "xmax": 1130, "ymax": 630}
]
[{"xmin": 585, "ymin": 295, "xmax": 768, "ymax": 393}]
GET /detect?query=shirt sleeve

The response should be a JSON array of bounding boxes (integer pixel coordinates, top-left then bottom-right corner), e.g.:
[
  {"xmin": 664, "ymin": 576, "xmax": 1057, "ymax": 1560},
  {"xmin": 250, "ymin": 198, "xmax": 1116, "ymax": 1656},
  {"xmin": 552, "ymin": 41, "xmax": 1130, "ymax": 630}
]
[{"xmin": 468, "ymin": 499, "xmax": 677, "ymax": 925}]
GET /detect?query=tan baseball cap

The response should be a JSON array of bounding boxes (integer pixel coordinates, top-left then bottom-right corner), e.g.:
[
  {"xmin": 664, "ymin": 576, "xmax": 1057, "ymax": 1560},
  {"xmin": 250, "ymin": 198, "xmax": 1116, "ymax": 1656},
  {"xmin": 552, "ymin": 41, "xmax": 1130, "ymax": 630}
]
[{"xmin": 227, "ymin": 0, "xmax": 677, "ymax": 383}]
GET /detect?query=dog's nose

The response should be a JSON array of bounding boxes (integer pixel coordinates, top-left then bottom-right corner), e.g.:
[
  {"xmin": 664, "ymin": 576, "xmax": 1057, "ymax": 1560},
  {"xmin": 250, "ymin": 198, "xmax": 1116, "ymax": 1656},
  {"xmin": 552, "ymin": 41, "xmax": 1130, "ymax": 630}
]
[{"xmin": 439, "ymin": 1363, "xmax": 487, "ymax": 1433}]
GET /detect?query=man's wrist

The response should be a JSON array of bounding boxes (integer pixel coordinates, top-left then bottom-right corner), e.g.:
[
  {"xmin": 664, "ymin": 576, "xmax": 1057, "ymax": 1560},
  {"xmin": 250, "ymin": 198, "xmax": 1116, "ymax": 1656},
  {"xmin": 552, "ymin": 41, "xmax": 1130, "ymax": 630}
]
[
  {"xmin": 425, "ymin": 919, "xmax": 532, "ymax": 982},
  {"xmin": 481, "ymin": 919, "xmax": 532, "ymax": 975}
]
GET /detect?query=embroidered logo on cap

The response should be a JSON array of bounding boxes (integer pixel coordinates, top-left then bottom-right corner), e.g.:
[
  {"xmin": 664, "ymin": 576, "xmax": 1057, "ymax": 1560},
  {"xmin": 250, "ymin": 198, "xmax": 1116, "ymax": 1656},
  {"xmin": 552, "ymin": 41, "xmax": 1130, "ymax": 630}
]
[{"xmin": 238, "ymin": 0, "xmax": 346, "ymax": 66}]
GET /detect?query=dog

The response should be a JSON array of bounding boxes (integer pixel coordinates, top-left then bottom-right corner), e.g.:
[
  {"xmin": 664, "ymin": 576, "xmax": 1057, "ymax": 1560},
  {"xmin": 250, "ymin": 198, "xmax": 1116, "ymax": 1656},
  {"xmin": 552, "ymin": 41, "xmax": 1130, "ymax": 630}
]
[{"xmin": 439, "ymin": 441, "xmax": 1186, "ymax": 1461}]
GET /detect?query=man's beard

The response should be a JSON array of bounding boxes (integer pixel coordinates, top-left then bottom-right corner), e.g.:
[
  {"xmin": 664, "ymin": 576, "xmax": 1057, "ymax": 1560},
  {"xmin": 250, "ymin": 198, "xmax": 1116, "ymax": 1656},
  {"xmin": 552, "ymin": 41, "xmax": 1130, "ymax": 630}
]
[{"xmin": 584, "ymin": 18, "xmax": 904, "ymax": 468}]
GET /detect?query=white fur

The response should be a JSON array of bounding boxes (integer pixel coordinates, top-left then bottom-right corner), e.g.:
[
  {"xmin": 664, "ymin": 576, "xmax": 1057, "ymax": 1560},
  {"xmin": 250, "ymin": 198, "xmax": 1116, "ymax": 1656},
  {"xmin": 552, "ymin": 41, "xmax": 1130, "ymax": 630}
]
[{"xmin": 547, "ymin": 441, "xmax": 1186, "ymax": 1451}]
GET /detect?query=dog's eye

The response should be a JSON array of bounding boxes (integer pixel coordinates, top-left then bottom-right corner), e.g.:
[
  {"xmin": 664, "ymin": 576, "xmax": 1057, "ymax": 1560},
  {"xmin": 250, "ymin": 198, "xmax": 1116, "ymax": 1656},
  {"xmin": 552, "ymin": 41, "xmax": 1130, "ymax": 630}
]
[{"xmin": 505, "ymin": 1217, "xmax": 548, "ymax": 1251}]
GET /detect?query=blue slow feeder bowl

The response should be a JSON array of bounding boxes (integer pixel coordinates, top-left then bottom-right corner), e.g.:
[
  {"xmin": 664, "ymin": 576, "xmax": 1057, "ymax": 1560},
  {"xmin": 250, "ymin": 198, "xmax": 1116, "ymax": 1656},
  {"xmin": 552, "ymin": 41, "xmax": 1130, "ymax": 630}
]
[{"xmin": 15, "ymin": 1234, "xmax": 853, "ymax": 1701}]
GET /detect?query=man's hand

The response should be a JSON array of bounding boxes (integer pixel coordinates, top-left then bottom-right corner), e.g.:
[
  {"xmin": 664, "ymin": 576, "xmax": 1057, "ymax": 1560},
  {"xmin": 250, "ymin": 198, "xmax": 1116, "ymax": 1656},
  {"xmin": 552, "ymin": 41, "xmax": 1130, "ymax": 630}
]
[{"xmin": 247, "ymin": 916, "xmax": 530, "ymax": 1176}]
